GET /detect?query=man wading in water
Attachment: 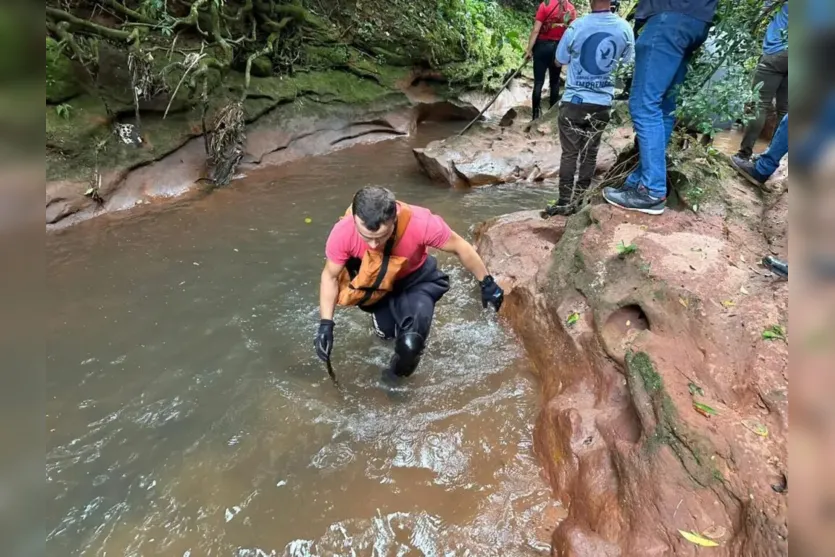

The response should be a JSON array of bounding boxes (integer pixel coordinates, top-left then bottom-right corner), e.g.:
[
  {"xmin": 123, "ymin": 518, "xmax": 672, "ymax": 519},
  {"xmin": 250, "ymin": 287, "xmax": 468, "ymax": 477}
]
[{"xmin": 315, "ymin": 186, "xmax": 504, "ymax": 383}]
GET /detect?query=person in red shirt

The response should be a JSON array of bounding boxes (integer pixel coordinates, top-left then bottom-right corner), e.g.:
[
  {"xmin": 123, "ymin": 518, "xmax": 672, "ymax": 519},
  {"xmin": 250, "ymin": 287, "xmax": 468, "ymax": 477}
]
[
  {"xmin": 315, "ymin": 186, "xmax": 504, "ymax": 383},
  {"xmin": 525, "ymin": 0, "xmax": 577, "ymax": 120}
]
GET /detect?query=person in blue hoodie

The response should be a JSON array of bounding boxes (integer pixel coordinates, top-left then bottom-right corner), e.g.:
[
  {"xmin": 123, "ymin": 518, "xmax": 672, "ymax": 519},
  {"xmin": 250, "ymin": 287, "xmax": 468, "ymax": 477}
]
[
  {"xmin": 736, "ymin": 1, "xmax": 789, "ymax": 161},
  {"xmin": 543, "ymin": 0, "xmax": 635, "ymax": 216},
  {"xmin": 603, "ymin": 0, "xmax": 718, "ymax": 215}
]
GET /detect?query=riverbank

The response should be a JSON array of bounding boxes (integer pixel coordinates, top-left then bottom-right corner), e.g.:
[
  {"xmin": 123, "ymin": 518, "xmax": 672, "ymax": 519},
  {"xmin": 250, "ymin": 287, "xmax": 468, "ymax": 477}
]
[
  {"xmin": 46, "ymin": 0, "xmax": 533, "ymax": 230},
  {"xmin": 471, "ymin": 144, "xmax": 789, "ymax": 556}
]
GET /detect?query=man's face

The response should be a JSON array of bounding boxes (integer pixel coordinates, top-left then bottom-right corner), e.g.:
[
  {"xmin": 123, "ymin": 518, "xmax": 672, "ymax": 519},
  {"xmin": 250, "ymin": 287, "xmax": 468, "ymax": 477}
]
[{"xmin": 354, "ymin": 216, "xmax": 395, "ymax": 251}]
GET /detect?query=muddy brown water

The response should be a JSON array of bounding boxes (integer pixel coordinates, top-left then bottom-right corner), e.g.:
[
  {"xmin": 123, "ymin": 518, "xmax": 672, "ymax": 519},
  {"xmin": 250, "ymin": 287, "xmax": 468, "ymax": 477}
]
[{"xmin": 46, "ymin": 123, "xmax": 570, "ymax": 556}]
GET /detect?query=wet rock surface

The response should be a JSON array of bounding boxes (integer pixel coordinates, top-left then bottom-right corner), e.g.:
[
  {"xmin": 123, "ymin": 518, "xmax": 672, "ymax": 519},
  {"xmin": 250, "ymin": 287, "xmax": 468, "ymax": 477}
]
[
  {"xmin": 414, "ymin": 105, "xmax": 634, "ymax": 188},
  {"xmin": 45, "ymin": 70, "xmax": 490, "ymax": 231},
  {"xmin": 474, "ymin": 163, "xmax": 789, "ymax": 556}
]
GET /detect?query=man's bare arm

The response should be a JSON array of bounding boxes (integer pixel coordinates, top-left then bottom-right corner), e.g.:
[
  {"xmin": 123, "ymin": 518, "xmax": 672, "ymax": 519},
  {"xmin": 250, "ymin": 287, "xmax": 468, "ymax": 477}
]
[
  {"xmin": 438, "ymin": 231, "xmax": 489, "ymax": 282},
  {"xmin": 319, "ymin": 260, "xmax": 344, "ymax": 320}
]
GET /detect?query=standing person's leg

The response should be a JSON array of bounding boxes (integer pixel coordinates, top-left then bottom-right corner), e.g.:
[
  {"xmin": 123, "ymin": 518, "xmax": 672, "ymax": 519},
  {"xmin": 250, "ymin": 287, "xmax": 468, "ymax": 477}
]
[
  {"xmin": 774, "ymin": 52, "xmax": 789, "ymax": 125},
  {"xmin": 531, "ymin": 41, "xmax": 549, "ymax": 120},
  {"xmin": 660, "ymin": 44, "xmax": 700, "ymax": 152},
  {"xmin": 755, "ymin": 113, "xmax": 789, "ymax": 178},
  {"xmin": 623, "ymin": 14, "xmax": 688, "ymax": 193},
  {"xmin": 738, "ymin": 53, "xmax": 786, "ymax": 159},
  {"xmin": 576, "ymin": 105, "xmax": 612, "ymax": 193},
  {"xmin": 557, "ymin": 104, "xmax": 583, "ymax": 204},
  {"xmin": 547, "ymin": 41, "xmax": 562, "ymax": 110},
  {"xmin": 607, "ymin": 13, "xmax": 709, "ymax": 213},
  {"xmin": 730, "ymin": 114, "xmax": 788, "ymax": 186}
]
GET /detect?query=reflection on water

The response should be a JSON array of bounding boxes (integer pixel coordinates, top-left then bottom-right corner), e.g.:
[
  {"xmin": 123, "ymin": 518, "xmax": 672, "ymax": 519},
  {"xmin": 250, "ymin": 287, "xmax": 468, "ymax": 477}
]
[{"xmin": 46, "ymin": 123, "xmax": 566, "ymax": 556}]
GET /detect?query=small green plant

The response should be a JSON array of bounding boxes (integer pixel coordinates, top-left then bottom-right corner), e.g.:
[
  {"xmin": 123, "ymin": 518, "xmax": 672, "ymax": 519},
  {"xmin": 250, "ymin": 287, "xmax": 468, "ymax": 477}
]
[
  {"xmin": 616, "ymin": 240, "xmax": 638, "ymax": 258},
  {"xmin": 566, "ymin": 312, "xmax": 580, "ymax": 327},
  {"xmin": 762, "ymin": 324, "xmax": 787, "ymax": 341},
  {"xmin": 55, "ymin": 103, "xmax": 72, "ymax": 119}
]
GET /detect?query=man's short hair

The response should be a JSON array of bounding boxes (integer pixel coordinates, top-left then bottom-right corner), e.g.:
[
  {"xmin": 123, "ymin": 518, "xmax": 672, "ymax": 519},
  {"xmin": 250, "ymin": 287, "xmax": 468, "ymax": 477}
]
[{"xmin": 352, "ymin": 186, "xmax": 397, "ymax": 231}]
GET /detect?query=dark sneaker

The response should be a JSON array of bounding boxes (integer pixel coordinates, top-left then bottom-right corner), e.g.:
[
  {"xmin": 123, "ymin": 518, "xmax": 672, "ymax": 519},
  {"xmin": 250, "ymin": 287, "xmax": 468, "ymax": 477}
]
[
  {"xmin": 603, "ymin": 185, "xmax": 666, "ymax": 215},
  {"xmin": 541, "ymin": 199, "xmax": 576, "ymax": 218},
  {"xmin": 730, "ymin": 155, "xmax": 767, "ymax": 187},
  {"xmin": 762, "ymin": 256, "xmax": 788, "ymax": 279}
]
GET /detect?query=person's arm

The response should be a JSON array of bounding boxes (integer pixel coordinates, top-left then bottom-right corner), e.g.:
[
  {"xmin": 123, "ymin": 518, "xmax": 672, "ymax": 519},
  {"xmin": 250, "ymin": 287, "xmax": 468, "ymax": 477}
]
[
  {"xmin": 438, "ymin": 231, "xmax": 489, "ymax": 281},
  {"xmin": 319, "ymin": 259, "xmax": 344, "ymax": 320},
  {"xmin": 622, "ymin": 22, "xmax": 635, "ymax": 65},
  {"xmin": 526, "ymin": 20, "xmax": 543, "ymax": 58},
  {"xmin": 555, "ymin": 24, "xmax": 574, "ymax": 66}
]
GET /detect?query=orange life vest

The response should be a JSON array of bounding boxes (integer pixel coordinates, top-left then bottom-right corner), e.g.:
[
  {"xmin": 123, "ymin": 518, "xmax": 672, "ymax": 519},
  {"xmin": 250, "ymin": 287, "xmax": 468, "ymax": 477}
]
[{"xmin": 336, "ymin": 202, "xmax": 413, "ymax": 307}]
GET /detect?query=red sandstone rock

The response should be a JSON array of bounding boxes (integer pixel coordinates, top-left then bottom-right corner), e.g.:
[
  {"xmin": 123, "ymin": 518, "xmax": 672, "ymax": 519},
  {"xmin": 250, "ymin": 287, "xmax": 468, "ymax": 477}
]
[
  {"xmin": 474, "ymin": 170, "xmax": 788, "ymax": 556},
  {"xmin": 413, "ymin": 107, "xmax": 634, "ymax": 188}
]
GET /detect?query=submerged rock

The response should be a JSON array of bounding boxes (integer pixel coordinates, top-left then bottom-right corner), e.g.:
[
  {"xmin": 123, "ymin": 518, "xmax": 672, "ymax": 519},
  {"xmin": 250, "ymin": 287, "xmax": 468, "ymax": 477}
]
[
  {"xmin": 474, "ymin": 165, "xmax": 788, "ymax": 556},
  {"xmin": 413, "ymin": 105, "xmax": 634, "ymax": 188}
]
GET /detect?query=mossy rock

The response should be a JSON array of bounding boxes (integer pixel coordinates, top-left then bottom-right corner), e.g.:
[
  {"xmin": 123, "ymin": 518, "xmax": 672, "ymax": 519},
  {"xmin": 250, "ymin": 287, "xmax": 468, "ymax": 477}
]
[
  {"xmin": 251, "ymin": 56, "xmax": 273, "ymax": 78},
  {"xmin": 46, "ymin": 95, "xmax": 112, "ymax": 154},
  {"xmin": 47, "ymin": 37, "xmax": 82, "ymax": 104}
]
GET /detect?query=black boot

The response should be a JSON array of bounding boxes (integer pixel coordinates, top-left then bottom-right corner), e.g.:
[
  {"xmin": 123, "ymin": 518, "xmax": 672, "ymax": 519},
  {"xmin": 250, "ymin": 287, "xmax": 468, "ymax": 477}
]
[
  {"xmin": 541, "ymin": 198, "xmax": 576, "ymax": 218},
  {"xmin": 382, "ymin": 332, "xmax": 425, "ymax": 381},
  {"xmin": 531, "ymin": 106, "xmax": 542, "ymax": 121}
]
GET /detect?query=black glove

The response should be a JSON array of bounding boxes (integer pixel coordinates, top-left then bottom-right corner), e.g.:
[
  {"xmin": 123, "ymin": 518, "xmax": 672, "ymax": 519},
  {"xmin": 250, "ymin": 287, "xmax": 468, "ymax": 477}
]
[
  {"xmin": 480, "ymin": 275, "xmax": 504, "ymax": 312},
  {"xmin": 315, "ymin": 319, "xmax": 334, "ymax": 362}
]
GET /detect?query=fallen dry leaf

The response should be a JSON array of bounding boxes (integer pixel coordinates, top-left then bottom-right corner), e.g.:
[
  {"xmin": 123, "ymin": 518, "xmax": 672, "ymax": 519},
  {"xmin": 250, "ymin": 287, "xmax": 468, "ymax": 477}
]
[
  {"xmin": 693, "ymin": 401, "xmax": 717, "ymax": 417},
  {"xmin": 679, "ymin": 298, "xmax": 689, "ymax": 309},
  {"xmin": 679, "ymin": 530, "xmax": 720, "ymax": 547},
  {"xmin": 740, "ymin": 285, "xmax": 750, "ymax": 295},
  {"xmin": 721, "ymin": 300, "xmax": 736, "ymax": 308}
]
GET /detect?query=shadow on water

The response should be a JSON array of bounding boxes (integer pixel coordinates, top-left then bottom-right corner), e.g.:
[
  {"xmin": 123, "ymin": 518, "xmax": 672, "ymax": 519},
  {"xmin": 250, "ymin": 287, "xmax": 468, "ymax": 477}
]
[{"xmin": 46, "ymin": 122, "xmax": 564, "ymax": 556}]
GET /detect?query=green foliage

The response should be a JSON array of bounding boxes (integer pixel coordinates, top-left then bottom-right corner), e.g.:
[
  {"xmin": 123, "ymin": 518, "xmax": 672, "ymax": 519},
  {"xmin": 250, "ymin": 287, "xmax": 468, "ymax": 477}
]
[
  {"xmin": 55, "ymin": 103, "xmax": 72, "ymax": 119},
  {"xmin": 435, "ymin": 0, "xmax": 528, "ymax": 88},
  {"xmin": 47, "ymin": 37, "xmax": 82, "ymax": 104},
  {"xmin": 616, "ymin": 240, "xmax": 638, "ymax": 257},
  {"xmin": 762, "ymin": 324, "xmax": 786, "ymax": 341},
  {"xmin": 675, "ymin": 0, "xmax": 776, "ymax": 136}
]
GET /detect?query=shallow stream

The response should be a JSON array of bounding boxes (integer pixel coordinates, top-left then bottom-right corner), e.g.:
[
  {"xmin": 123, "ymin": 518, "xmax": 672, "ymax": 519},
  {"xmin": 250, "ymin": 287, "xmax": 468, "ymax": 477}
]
[{"xmin": 46, "ymin": 123, "xmax": 567, "ymax": 556}]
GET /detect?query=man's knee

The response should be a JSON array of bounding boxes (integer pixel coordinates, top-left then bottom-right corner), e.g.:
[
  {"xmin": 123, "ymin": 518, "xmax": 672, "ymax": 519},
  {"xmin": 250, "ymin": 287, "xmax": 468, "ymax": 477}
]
[{"xmin": 390, "ymin": 332, "xmax": 425, "ymax": 377}]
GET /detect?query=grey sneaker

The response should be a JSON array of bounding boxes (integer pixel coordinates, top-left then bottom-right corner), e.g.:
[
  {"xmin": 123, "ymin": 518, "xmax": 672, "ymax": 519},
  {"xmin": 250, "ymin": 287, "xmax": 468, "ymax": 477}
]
[
  {"xmin": 730, "ymin": 155, "xmax": 767, "ymax": 187},
  {"xmin": 603, "ymin": 185, "xmax": 666, "ymax": 215}
]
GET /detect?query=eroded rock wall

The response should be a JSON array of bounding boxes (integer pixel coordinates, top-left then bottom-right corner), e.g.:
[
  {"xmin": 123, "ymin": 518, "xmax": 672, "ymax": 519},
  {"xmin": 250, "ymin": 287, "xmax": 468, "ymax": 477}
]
[{"xmin": 475, "ymin": 168, "xmax": 788, "ymax": 556}]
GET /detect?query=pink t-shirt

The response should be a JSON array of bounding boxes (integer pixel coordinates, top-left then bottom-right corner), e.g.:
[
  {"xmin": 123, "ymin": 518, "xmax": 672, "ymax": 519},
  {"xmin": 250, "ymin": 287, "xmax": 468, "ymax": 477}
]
[{"xmin": 325, "ymin": 204, "xmax": 452, "ymax": 278}]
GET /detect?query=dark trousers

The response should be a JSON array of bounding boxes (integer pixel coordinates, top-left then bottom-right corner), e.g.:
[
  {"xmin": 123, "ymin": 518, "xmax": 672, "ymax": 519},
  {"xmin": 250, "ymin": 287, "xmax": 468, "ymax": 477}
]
[
  {"xmin": 558, "ymin": 102, "xmax": 612, "ymax": 204},
  {"xmin": 532, "ymin": 39, "xmax": 560, "ymax": 117},
  {"xmin": 364, "ymin": 256, "xmax": 450, "ymax": 377},
  {"xmin": 739, "ymin": 50, "xmax": 789, "ymax": 158}
]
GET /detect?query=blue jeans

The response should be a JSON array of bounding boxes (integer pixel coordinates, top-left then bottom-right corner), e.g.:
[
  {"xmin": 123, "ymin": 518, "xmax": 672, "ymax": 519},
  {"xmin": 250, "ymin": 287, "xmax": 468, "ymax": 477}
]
[
  {"xmin": 626, "ymin": 13, "xmax": 711, "ymax": 197},
  {"xmin": 755, "ymin": 113, "xmax": 788, "ymax": 178}
]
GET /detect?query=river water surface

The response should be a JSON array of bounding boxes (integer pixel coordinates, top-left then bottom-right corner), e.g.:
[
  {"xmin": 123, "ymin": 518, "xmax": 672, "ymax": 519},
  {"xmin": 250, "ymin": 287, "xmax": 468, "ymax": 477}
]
[{"xmin": 46, "ymin": 123, "xmax": 567, "ymax": 556}]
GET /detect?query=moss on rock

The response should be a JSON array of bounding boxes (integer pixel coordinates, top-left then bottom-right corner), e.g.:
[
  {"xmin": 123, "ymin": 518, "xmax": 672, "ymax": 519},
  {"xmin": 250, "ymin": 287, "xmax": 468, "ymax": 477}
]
[{"xmin": 46, "ymin": 37, "xmax": 82, "ymax": 104}]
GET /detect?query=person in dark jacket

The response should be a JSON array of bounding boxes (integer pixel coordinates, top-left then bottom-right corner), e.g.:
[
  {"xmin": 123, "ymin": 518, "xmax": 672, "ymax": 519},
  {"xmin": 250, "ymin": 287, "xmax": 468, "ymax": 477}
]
[
  {"xmin": 525, "ymin": 0, "xmax": 577, "ymax": 120},
  {"xmin": 603, "ymin": 0, "xmax": 718, "ymax": 215}
]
